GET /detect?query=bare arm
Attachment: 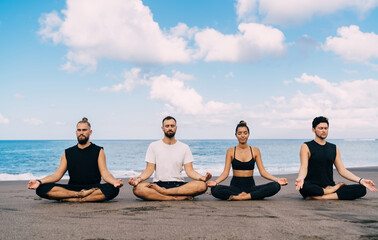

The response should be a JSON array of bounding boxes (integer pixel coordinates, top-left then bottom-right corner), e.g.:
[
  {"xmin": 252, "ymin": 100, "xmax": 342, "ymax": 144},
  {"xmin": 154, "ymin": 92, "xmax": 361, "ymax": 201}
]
[
  {"xmin": 27, "ymin": 152, "xmax": 68, "ymax": 189},
  {"xmin": 207, "ymin": 148, "xmax": 233, "ymax": 187},
  {"xmin": 295, "ymin": 144, "xmax": 310, "ymax": 190},
  {"xmin": 334, "ymin": 147, "xmax": 377, "ymax": 192},
  {"xmin": 184, "ymin": 162, "xmax": 212, "ymax": 182},
  {"xmin": 128, "ymin": 162, "xmax": 155, "ymax": 186},
  {"xmin": 296, "ymin": 144, "xmax": 310, "ymax": 190},
  {"xmin": 255, "ymin": 147, "xmax": 288, "ymax": 185},
  {"xmin": 98, "ymin": 149, "xmax": 123, "ymax": 188}
]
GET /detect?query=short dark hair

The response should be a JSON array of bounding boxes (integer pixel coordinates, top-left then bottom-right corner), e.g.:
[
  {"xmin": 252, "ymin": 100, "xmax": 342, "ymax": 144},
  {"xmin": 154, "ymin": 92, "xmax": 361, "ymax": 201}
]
[
  {"xmin": 77, "ymin": 117, "xmax": 91, "ymax": 128},
  {"xmin": 312, "ymin": 116, "xmax": 329, "ymax": 129},
  {"xmin": 162, "ymin": 116, "xmax": 176, "ymax": 125},
  {"xmin": 235, "ymin": 120, "xmax": 249, "ymax": 134}
]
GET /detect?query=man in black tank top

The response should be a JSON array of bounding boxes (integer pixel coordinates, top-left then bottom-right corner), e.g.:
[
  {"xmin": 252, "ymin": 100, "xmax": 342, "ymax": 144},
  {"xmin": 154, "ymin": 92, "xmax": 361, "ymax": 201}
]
[
  {"xmin": 27, "ymin": 118, "xmax": 123, "ymax": 202},
  {"xmin": 295, "ymin": 116, "xmax": 376, "ymax": 200}
]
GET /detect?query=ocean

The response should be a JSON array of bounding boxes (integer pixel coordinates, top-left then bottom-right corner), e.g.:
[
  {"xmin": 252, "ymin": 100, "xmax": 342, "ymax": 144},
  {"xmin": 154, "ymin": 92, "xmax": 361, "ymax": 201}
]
[{"xmin": 0, "ymin": 139, "xmax": 377, "ymax": 181}]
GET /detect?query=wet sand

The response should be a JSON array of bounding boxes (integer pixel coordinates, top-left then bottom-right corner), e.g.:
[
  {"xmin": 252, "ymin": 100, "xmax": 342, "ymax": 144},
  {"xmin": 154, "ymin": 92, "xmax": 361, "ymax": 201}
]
[{"xmin": 1, "ymin": 167, "xmax": 377, "ymax": 240}]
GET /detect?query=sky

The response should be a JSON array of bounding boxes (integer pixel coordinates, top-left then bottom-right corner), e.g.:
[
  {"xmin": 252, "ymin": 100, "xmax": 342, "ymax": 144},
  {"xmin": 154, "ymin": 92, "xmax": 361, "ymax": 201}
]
[{"xmin": 1, "ymin": 0, "xmax": 378, "ymax": 140}]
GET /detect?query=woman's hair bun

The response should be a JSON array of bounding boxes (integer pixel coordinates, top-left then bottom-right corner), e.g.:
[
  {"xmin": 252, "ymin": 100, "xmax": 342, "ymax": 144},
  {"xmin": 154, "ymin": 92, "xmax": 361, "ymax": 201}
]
[
  {"xmin": 82, "ymin": 117, "xmax": 88, "ymax": 122},
  {"xmin": 239, "ymin": 120, "xmax": 247, "ymax": 125}
]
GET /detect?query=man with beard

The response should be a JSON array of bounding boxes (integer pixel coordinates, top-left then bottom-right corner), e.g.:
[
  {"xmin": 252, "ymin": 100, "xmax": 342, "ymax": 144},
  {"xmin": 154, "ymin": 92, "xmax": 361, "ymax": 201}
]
[
  {"xmin": 128, "ymin": 116, "xmax": 212, "ymax": 200},
  {"xmin": 27, "ymin": 117, "xmax": 123, "ymax": 202},
  {"xmin": 295, "ymin": 116, "xmax": 376, "ymax": 200}
]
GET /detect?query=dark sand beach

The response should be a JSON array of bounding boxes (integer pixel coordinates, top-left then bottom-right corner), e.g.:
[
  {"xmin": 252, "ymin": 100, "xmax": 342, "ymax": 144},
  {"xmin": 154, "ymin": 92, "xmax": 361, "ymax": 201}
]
[{"xmin": 1, "ymin": 167, "xmax": 377, "ymax": 240}]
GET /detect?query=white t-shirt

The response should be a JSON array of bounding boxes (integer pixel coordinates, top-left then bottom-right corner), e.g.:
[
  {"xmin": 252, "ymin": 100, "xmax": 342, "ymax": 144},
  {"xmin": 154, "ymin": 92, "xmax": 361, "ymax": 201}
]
[{"xmin": 145, "ymin": 140, "xmax": 194, "ymax": 182}]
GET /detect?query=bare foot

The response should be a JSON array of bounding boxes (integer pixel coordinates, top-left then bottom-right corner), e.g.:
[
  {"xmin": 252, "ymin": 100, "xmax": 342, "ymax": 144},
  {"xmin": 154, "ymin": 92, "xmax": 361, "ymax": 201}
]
[
  {"xmin": 76, "ymin": 188, "xmax": 98, "ymax": 198},
  {"xmin": 149, "ymin": 184, "xmax": 169, "ymax": 195},
  {"xmin": 306, "ymin": 193, "xmax": 339, "ymax": 200},
  {"xmin": 324, "ymin": 182, "xmax": 345, "ymax": 195},
  {"xmin": 173, "ymin": 196, "xmax": 194, "ymax": 201},
  {"xmin": 60, "ymin": 198, "xmax": 81, "ymax": 202},
  {"xmin": 335, "ymin": 182, "xmax": 346, "ymax": 187},
  {"xmin": 228, "ymin": 192, "xmax": 250, "ymax": 201}
]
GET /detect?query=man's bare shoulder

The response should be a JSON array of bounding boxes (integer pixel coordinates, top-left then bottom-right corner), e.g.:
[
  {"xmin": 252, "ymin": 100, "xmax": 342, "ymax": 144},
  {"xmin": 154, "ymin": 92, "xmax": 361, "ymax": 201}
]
[{"xmin": 300, "ymin": 143, "xmax": 310, "ymax": 152}]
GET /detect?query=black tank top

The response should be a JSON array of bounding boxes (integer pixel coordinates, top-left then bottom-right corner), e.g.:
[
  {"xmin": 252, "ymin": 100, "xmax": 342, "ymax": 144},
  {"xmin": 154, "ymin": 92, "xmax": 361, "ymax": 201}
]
[
  {"xmin": 65, "ymin": 143, "xmax": 102, "ymax": 185},
  {"xmin": 232, "ymin": 146, "xmax": 255, "ymax": 170},
  {"xmin": 305, "ymin": 140, "xmax": 336, "ymax": 187}
]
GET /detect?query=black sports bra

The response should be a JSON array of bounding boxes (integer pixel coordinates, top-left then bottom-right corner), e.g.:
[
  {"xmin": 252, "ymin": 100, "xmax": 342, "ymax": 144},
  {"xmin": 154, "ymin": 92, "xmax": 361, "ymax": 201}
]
[{"xmin": 231, "ymin": 146, "xmax": 255, "ymax": 170}]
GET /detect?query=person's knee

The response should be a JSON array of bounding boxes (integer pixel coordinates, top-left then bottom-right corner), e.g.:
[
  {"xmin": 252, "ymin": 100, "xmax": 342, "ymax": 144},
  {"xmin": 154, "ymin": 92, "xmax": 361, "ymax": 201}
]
[
  {"xmin": 356, "ymin": 185, "xmax": 367, "ymax": 198},
  {"xmin": 210, "ymin": 186, "xmax": 219, "ymax": 198},
  {"xmin": 210, "ymin": 186, "xmax": 222, "ymax": 198},
  {"xmin": 35, "ymin": 183, "xmax": 55, "ymax": 199},
  {"xmin": 35, "ymin": 187, "xmax": 45, "ymax": 198},
  {"xmin": 265, "ymin": 182, "xmax": 281, "ymax": 196},
  {"xmin": 133, "ymin": 183, "xmax": 149, "ymax": 197},
  {"xmin": 273, "ymin": 182, "xmax": 281, "ymax": 192},
  {"xmin": 299, "ymin": 189, "xmax": 307, "ymax": 199},
  {"xmin": 299, "ymin": 187, "xmax": 315, "ymax": 199},
  {"xmin": 94, "ymin": 183, "xmax": 120, "ymax": 201},
  {"xmin": 132, "ymin": 185, "xmax": 142, "ymax": 196},
  {"xmin": 196, "ymin": 181, "xmax": 208, "ymax": 193},
  {"xmin": 106, "ymin": 186, "xmax": 120, "ymax": 200},
  {"xmin": 300, "ymin": 183, "xmax": 323, "ymax": 198}
]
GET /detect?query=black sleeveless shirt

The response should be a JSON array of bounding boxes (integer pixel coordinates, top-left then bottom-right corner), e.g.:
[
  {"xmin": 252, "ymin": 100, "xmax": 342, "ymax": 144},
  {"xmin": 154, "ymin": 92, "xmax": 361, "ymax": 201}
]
[
  {"xmin": 305, "ymin": 140, "xmax": 336, "ymax": 187},
  {"xmin": 65, "ymin": 143, "xmax": 102, "ymax": 185}
]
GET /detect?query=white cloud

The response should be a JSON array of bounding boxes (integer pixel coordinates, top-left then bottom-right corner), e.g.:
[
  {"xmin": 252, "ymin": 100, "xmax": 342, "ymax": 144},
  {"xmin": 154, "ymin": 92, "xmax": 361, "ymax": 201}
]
[
  {"xmin": 235, "ymin": 0, "xmax": 258, "ymax": 21},
  {"xmin": 194, "ymin": 23, "xmax": 285, "ymax": 62},
  {"xmin": 14, "ymin": 94, "xmax": 25, "ymax": 99},
  {"xmin": 39, "ymin": 0, "xmax": 292, "ymax": 70},
  {"xmin": 100, "ymin": 68, "xmax": 198, "ymax": 93},
  {"xmin": 324, "ymin": 25, "xmax": 378, "ymax": 65},
  {"xmin": 171, "ymin": 70, "xmax": 195, "ymax": 81},
  {"xmin": 257, "ymin": 73, "xmax": 378, "ymax": 130},
  {"xmin": 169, "ymin": 22, "xmax": 198, "ymax": 39},
  {"xmin": 235, "ymin": 0, "xmax": 378, "ymax": 26},
  {"xmin": 0, "ymin": 114, "xmax": 9, "ymax": 124},
  {"xmin": 39, "ymin": 11, "xmax": 63, "ymax": 44},
  {"xmin": 61, "ymin": 51, "xmax": 97, "ymax": 73},
  {"xmin": 149, "ymin": 73, "xmax": 242, "ymax": 115},
  {"xmin": 24, "ymin": 118, "xmax": 44, "ymax": 126},
  {"xmin": 101, "ymin": 69, "xmax": 241, "ymax": 117},
  {"xmin": 294, "ymin": 73, "xmax": 378, "ymax": 109},
  {"xmin": 100, "ymin": 68, "xmax": 148, "ymax": 92},
  {"xmin": 39, "ymin": 0, "xmax": 192, "ymax": 72}
]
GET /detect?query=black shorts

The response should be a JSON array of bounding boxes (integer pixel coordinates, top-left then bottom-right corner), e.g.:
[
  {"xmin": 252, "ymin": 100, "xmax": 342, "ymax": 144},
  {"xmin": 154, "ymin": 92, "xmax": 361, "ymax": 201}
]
[
  {"xmin": 154, "ymin": 181, "xmax": 187, "ymax": 189},
  {"xmin": 36, "ymin": 182, "xmax": 119, "ymax": 201}
]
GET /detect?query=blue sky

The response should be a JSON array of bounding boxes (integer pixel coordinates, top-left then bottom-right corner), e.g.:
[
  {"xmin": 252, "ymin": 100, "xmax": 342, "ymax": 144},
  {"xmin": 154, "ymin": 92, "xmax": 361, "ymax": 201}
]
[{"xmin": 1, "ymin": 0, "xmax": 378, "ymax": 140}]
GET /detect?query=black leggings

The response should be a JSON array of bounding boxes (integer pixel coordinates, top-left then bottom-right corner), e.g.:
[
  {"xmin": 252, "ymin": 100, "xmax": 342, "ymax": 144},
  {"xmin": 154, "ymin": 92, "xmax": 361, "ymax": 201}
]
[
  {"xmin": 299, "ymin": 182, "xmax": 366, "ymax": 200},
  {"xmin": 36, "ymin": 183, "xmax": 120, "ymax": 201},
  {"xmin": 211, "ymin": 176, "xmax": 281, "ymax": 200}
]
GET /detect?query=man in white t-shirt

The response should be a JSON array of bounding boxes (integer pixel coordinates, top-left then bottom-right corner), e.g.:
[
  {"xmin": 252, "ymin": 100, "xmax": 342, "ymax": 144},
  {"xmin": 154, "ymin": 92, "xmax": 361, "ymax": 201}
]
[{"xmin": 128, "ymin": 116, "xmax": 212, "ymax": 200}]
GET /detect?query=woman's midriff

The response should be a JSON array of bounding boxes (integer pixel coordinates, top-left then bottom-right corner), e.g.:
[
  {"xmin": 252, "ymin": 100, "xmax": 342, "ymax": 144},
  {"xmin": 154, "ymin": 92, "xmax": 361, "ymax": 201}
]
[{"xmin": 233, "ymin": 169, "xmax": 254, "ymax": 177}]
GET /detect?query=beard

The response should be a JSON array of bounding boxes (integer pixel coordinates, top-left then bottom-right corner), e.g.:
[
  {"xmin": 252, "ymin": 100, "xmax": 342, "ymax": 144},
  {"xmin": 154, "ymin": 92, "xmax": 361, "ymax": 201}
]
[
  {"xmin": 315, "ymin": 132, "xmax": 327, "ymax": 140},
  {"xmin": 164, "ymin": 131, "xmax": 176, "ymax": 138},
  {"xmin": 77, "ymin": 135, "xmax": 89, "ymax": 145}
]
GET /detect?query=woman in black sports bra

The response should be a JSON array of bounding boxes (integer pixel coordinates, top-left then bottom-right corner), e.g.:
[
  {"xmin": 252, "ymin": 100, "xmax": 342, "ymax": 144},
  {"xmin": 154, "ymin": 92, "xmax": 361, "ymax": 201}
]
[{"xmin": 208, "ymin": 121, "xmax": 288, "ymax": 200}]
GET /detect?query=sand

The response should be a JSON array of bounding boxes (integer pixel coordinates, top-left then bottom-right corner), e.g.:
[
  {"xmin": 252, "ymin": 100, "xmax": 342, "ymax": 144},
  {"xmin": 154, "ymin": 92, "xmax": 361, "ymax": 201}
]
[{"xmin": 1, "ymin": 167, "xmax": 378, "ymax": 240}]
